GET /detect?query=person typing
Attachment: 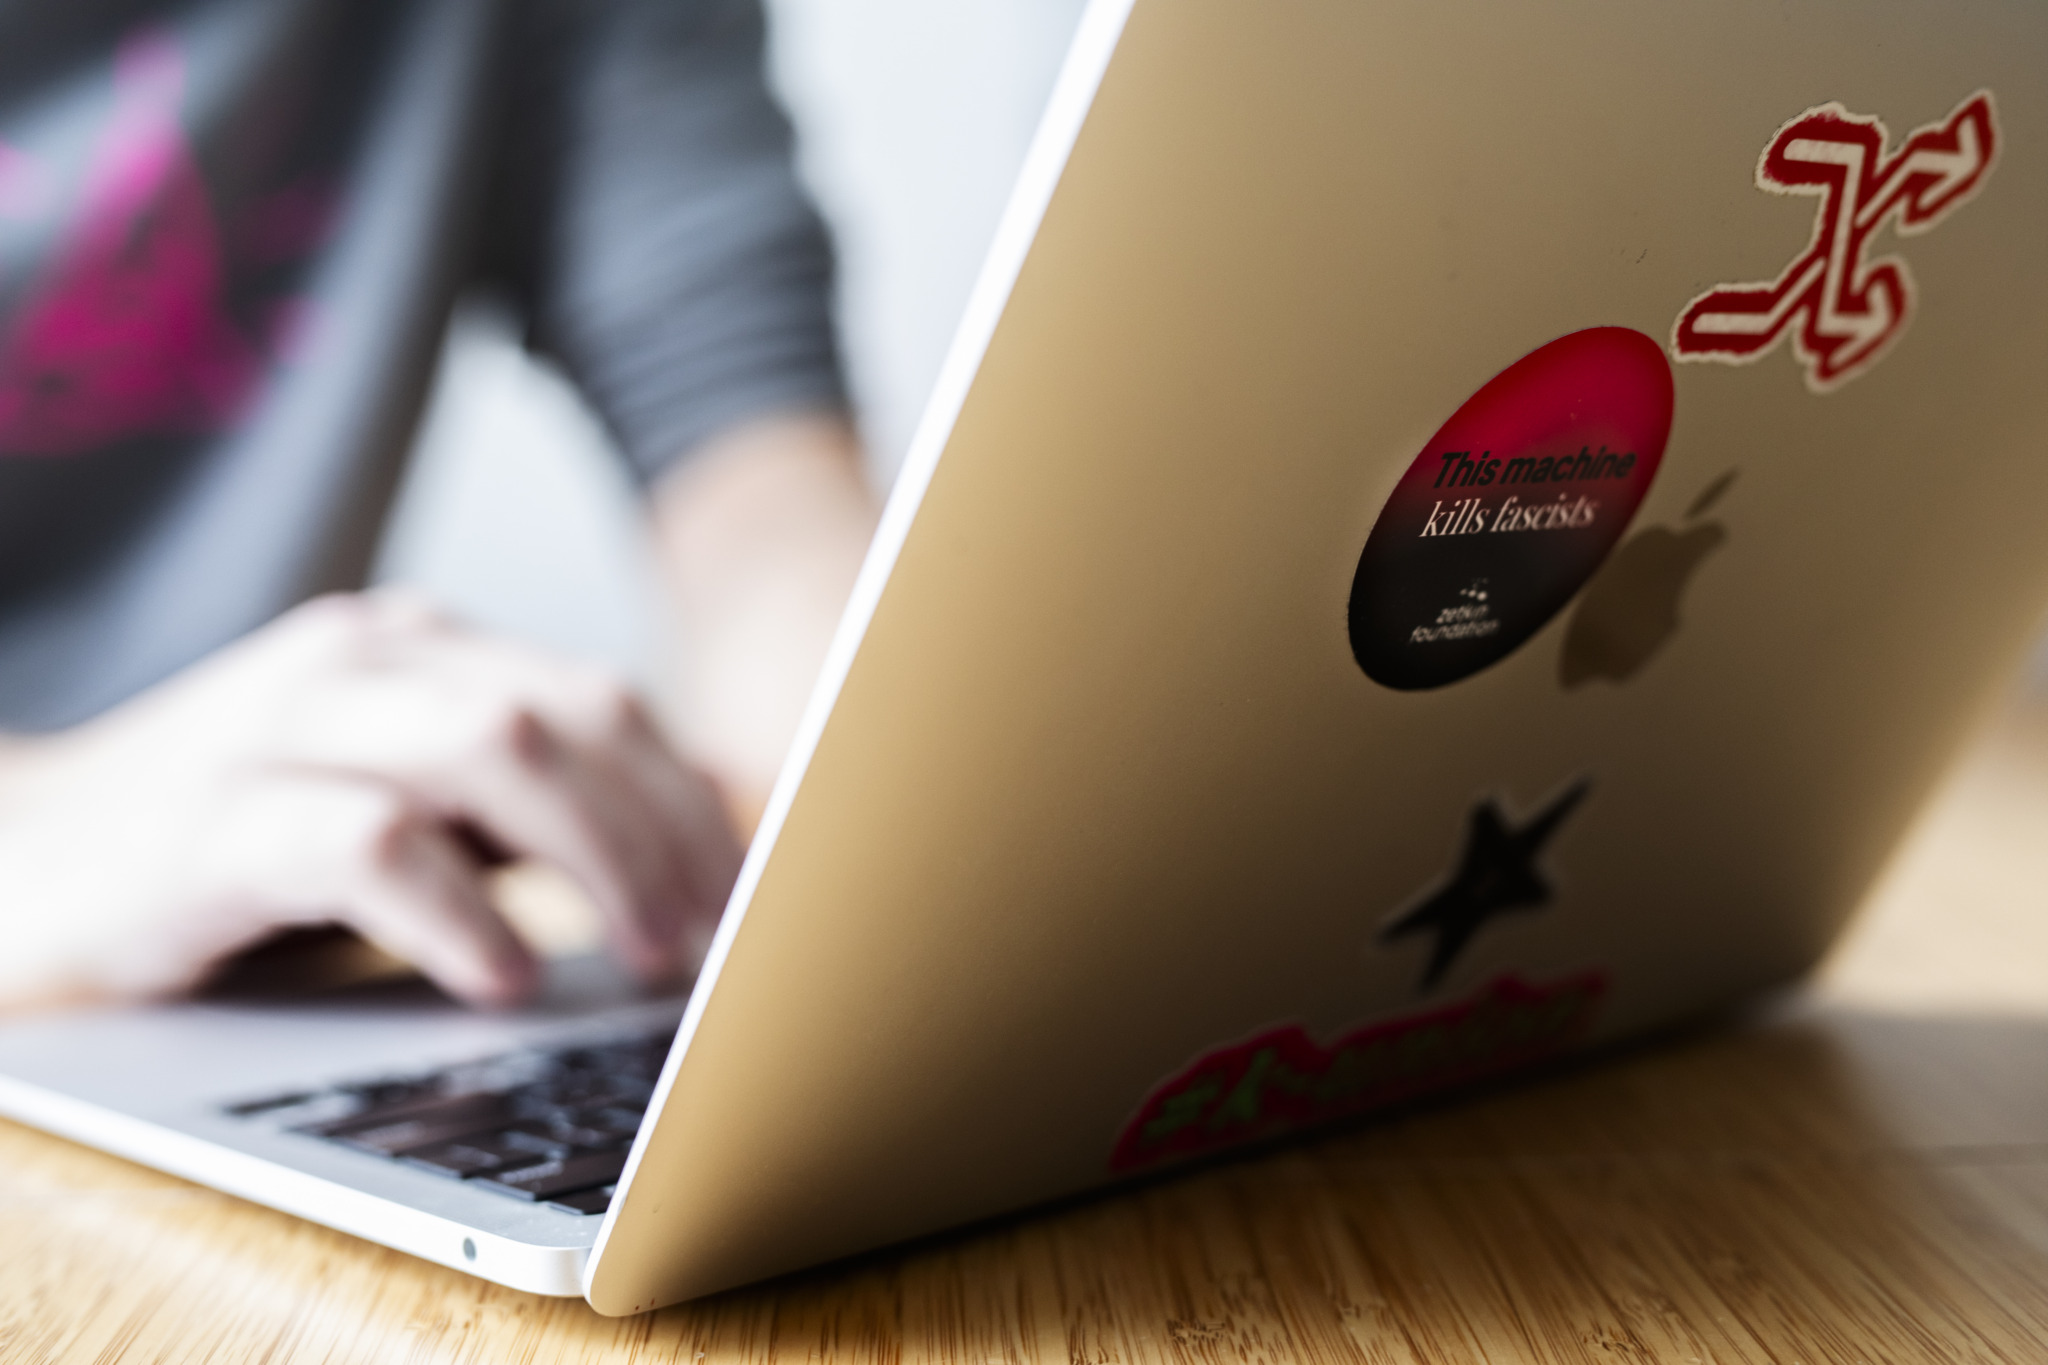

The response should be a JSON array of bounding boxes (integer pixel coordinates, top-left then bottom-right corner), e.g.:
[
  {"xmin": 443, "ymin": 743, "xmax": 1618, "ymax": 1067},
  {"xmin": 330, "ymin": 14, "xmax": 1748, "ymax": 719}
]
[{"xmin": 0, "ymin": 0, "xmax": 877, "ymax": 1007}]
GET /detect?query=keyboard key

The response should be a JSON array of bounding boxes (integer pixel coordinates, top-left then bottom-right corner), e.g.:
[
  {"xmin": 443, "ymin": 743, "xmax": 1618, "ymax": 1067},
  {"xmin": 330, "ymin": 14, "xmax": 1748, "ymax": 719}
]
[
  {"xmin": 521, "ymin": 1074, "xmax": 652, "ymax": 1110},
  {"xmin": 221, "ymin": 1090, "xmax": 317, "ymax": 1118},
  {"xmin": 297, "ymin": 1088, "xmax": 468, "ymax": 1138},
  {"xmin": 318, "ymin": 1093, "xmax": 520, "ymax": 1155},
  {"xmin": 400, "ymin": 1129, "xmax": 566, "ymax": 1179},
  {"xmin": 531, "ymin": 1115, "xmax": 633, "ymax": 1151},
  {"xmin": 343, "ymin": 1077, "xmax": 438, "ymax": 1107},
  {"xmin": 584, "ymin": 1105, "xmax": 647, "ymax": 1133},
  {"xmin": 475, "ymin": 1150, "xmax": 629, "ymax": 1201},
  {"xmin": 545, "ymin": 1184, "xmax": 617, "ymax": 1216}
]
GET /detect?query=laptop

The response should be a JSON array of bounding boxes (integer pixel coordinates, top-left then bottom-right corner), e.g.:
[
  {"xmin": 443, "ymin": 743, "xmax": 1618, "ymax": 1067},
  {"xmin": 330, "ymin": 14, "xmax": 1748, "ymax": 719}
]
[{"xmin": 1, "ymin": 0, "xmax": 2042, "ymax": 1314}]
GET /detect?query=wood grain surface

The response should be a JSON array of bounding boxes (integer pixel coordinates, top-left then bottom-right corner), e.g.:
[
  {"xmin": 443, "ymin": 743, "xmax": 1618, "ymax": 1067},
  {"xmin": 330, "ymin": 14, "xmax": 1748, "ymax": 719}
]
[{"xmin": 6, "ymin": 697, "xmax": 2048, "ymax": 1364}]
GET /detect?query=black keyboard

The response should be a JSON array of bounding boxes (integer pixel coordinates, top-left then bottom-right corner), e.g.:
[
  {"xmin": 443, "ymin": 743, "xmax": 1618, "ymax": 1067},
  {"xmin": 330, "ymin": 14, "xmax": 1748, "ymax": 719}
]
[{"xmin": 223, "ymin": 1026, "xmax": 674, "ymax": 1216}]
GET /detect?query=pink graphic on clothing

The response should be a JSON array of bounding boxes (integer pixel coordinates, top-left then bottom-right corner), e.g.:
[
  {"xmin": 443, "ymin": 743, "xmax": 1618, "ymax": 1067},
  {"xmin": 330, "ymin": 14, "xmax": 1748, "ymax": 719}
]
[
  {"xmin": 0, "ymin": 141, "xmax": 51, "ymax": 221},
  {"xmin": 0, "ymin": 33, "xmax": 263, "ymax": 456}
]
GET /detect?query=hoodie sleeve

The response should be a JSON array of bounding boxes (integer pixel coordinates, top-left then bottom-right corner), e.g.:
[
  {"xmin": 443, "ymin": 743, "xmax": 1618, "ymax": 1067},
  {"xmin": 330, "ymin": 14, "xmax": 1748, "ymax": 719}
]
[{"xmin": 492, "ymin": 0, "xmax": 847, "ymax": 482}]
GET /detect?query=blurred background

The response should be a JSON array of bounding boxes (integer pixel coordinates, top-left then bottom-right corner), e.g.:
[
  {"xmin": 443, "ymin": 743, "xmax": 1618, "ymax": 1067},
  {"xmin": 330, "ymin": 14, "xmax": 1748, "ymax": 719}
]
[{"xmin": 372, "ymin": 0, "xmax": 1090, "ymax": 695}]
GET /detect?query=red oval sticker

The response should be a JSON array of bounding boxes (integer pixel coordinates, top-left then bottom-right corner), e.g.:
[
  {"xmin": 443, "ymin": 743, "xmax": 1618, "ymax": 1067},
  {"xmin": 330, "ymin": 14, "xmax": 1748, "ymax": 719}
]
[{"xmin": 1347, "ymin": 327, "xmax": 1675, "ymax": 690}]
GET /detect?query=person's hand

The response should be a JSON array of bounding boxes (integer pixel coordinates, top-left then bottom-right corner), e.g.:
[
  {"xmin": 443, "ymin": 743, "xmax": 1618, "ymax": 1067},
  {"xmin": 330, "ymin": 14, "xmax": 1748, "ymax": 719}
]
[{"xmin": 0, "ymin": 591, "xmax": 743, "ymax": 1009}]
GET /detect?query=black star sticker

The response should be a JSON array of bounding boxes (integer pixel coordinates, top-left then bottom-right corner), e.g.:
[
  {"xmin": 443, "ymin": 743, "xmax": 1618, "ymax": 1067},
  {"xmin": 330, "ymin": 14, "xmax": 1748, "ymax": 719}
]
[{"xmin": 1379, "ymin": 779, "xmax": 1592, "ymax": 989}]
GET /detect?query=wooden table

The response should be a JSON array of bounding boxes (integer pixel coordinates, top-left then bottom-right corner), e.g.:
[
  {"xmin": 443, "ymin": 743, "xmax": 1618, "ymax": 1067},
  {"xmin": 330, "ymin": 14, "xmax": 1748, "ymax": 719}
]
[{"xmin": 8, "ymin": 701, "xmax": 2048, "ymax": 1364}]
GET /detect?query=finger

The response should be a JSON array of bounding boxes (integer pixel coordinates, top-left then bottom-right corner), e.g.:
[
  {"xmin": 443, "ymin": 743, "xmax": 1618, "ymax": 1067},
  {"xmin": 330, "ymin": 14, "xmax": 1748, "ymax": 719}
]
[
  {"xmin": 209, "ymin": 771, "xmax": 540, "ymax": 1006},
  {"xmin": 451, "ymin": 706, "xmax": 730, "ymax": 982},
  {"xmin": 597, "ymin": 698, "xmax": 745, "ymax": 957},
  {"xmin": 487, "ymin": 662, "xmax": 743, "ymax": 952},
  {"xmin": 275, "ymin": 633, "xmax": 741, "ymax": 982},
  {"xmin": 336, "ymin": 793, "xmax": 542, "ymax": 1007}
]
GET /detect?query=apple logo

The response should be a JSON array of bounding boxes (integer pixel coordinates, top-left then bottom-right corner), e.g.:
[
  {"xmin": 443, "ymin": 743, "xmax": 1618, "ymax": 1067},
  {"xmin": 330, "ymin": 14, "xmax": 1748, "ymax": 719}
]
[{"xmin": 1559, "ymin": 471, "xmax": 1735, "ymax": 687}]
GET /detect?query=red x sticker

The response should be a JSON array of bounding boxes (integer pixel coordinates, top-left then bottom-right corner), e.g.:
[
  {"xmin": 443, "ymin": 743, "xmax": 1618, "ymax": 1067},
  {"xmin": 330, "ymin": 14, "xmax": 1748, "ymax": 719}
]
[{"xmin": 1672, "ymin": 91, "xmax": 1997, "ymax": 392}]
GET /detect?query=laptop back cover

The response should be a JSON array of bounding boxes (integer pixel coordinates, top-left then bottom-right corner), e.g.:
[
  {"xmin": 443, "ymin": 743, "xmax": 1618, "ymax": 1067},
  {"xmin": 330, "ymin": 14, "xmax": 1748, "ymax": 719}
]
[{"xmin": 591, "ymin": 0, "xmax": 2048, "ymax": 1310}]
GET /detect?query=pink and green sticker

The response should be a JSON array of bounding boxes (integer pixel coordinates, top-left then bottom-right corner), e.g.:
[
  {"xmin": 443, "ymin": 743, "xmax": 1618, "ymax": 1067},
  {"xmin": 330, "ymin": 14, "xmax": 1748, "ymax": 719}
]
[{"xmin": 1110, "ymin": 972, "xmax": 1606, "ymax": 1173}]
